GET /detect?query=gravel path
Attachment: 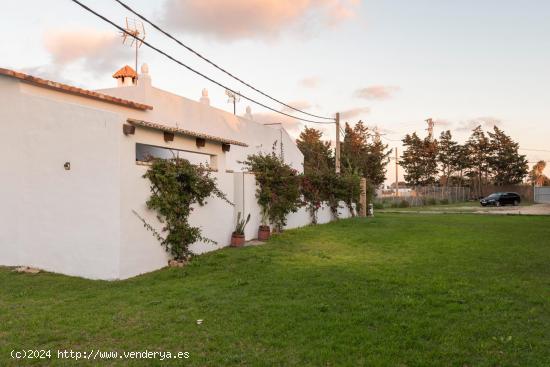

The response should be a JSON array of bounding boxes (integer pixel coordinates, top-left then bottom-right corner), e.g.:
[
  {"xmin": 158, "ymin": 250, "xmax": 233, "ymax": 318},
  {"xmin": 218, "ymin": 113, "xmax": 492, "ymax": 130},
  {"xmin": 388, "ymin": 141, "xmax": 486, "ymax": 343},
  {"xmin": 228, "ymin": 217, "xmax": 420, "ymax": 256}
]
[{"xmin": 475, "ymin": 203, "xmax": 550, "ymax": 215}]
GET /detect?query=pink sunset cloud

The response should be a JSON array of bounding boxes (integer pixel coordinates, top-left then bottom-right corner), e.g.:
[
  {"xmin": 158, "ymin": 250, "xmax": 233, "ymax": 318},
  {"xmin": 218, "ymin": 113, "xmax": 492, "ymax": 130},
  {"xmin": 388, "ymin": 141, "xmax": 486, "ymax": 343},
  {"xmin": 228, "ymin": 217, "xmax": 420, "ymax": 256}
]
[
  {"xmin": 340, "ymin": 106, "xmax": 370, "ymax": 120},
  {"xmin": 299, "ymin": 76, "xmax": 321, "ymax": 88},
  {"xmin": 355, "ymin": 85, "xmax": 400, "ymax": 100},
  {"xmin": 162, "ymin": 0, "xmax": 360, "ymax": 41},
  {"xmin": 281, "ymin": 100, "xmax": 313, "ymax": 114},
  {"xmin": 43, "ymin": 28, "xmax": 131, "ymax": 76}
]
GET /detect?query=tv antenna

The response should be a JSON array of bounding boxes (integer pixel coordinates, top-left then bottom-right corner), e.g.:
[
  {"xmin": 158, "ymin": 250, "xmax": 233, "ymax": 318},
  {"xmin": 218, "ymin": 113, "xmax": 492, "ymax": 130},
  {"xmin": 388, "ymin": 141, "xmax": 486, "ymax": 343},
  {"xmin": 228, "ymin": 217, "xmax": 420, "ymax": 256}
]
[
  {"xmin": 225, "ymin": 89, "xmax": 241, "ymax": 115},
  {"xmin": 121, "ymin": 17, "xmax": 145, "ymax": 81}
]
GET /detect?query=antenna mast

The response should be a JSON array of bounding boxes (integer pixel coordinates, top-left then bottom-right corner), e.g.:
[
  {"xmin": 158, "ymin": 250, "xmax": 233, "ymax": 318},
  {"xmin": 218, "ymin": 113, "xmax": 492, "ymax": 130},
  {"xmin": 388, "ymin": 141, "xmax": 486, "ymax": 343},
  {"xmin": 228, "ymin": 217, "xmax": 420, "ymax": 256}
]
[
  {"xmin": 121, "ymin": 17, "xmax": 145, "ymax": 82},
  {"xmin": 425, "ymin": 118, "xmax": 435, "ymax": 140},
  {"xmin": 225, "ymin": 89, "xmax": 241, "ymax": 115}
]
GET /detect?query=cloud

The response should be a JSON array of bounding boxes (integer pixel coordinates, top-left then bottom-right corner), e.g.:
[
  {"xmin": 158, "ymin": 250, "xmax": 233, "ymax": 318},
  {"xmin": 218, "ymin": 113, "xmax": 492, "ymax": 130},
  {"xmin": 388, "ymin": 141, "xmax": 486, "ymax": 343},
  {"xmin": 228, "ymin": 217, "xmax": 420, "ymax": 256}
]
[
  {"xmin": 456, "ymin": 116, "xmax": 502, "ymax": 132},
  {"xmin": 340, "ymin": 107, "xmax": 370, "ymax": 120},
  {"xmin": 354, "ymin": 85, "xmax": 400, "ymax": 100},
  {"xmin": 433, "ymin": 118, "xmax": 453, "ymax": 127},
  {"xmin": 281, "ymin": 100, "xmax": 312, "ymax": 114},
  {"xmin": 300, "ymin": 76, "xmax": 321, "ymax": 88},
  {"xmin": 17, "ymin": 65, "xmax": 74, "ymax": 85},
  {"xmin": 162, "ymin": 0, "xmax": 360, "ymax": 41},
  {"xmin": 253, "ymin": 111, "xmax": 304, "ymax": 133},
  {"xmin": 42, "ymin": 28, "xmax": 132, "ymax": 77}
]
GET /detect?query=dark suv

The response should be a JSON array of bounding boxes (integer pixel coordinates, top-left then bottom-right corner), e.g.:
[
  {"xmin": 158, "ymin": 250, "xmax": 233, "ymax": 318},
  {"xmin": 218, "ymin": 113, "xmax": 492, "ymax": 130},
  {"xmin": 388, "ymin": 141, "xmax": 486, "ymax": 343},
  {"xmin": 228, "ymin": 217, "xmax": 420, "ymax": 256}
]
[{"xmin": 480, "ymin": 192, "xmax": 521, "ymax": 207}]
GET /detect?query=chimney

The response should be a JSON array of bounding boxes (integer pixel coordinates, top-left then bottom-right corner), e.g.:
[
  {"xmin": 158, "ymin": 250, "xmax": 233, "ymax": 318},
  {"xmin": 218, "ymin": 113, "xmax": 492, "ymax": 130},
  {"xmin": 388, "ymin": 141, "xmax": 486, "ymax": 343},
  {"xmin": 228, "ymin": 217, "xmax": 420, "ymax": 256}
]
[
  {"xmin": 139, "ymin": 63, "xmax": 151, "ymax": 88},
  {"xmin": 112, "ymin": 65, "xmax": 137, "ymax": 87},
  {"xmin": 244, "ymin": 105, "xmax": 253, "ymax": 120},
  {"xmin": 200, "ymin": 88, "xmax": 210, "ymax": 106}
]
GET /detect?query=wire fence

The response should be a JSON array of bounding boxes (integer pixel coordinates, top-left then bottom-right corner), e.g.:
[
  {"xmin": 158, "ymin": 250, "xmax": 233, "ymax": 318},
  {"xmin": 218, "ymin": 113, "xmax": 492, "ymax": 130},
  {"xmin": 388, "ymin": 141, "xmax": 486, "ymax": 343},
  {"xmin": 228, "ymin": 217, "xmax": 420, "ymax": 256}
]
[
  {"xmin": 375, "ymin": 186, "xmax": 471, "ymax": 207},
  {"xmin": 376, "ymin": 184, "xmax": 535, "ymax": 208}
]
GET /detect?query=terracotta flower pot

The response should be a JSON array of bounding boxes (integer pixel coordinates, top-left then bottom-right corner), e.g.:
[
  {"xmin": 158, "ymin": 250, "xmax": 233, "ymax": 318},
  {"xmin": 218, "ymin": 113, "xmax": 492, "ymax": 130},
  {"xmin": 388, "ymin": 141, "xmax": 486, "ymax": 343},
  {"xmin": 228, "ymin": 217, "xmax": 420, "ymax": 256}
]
[
  {"xmin": 231, "ymin": 233, "xmax": 245, "ymax": 247},
  {"xmin": 168, "ymin": 259, "xmax": 187, "ymax": 268},
  {"xmin": 258, "ymin": 225, "xmax": 271, "ymax": 241}
]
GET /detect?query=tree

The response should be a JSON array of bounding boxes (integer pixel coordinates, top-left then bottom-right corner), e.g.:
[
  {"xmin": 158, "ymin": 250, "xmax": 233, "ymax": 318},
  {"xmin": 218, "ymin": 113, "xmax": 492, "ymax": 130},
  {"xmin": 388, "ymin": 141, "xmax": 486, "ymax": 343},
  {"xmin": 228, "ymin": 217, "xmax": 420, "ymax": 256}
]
[
  {"xmin": 528, "ymin": 160, "xmax": 550, "ymax": 186},
  {"xmin": 437, "ymin": 130, "xmax": 460, "ymax": 186},
  {"xmin": 341, "ymin": 121, "xmax": 390, "ymax": 187},
  {"xmin": 487, "ymin": 126, "xmax": 528, "ymax": 185},
  {"xmin": 296, "ymin": 127, "xmax": 334, "ymax": 174},
  {"xmin": 400, "ymin": 132, "xmax": 438, "ymax": 186},
  {"xmin": 341, "ymin": 121, "xmax": 368, "ymax": 175},
  {"xmin": 465, "ymin": 126, "xmax": 492, "ymax": 196},
  {"xmin": 365, "ymin": 130, "xmax": 391, "ymax": 187}
]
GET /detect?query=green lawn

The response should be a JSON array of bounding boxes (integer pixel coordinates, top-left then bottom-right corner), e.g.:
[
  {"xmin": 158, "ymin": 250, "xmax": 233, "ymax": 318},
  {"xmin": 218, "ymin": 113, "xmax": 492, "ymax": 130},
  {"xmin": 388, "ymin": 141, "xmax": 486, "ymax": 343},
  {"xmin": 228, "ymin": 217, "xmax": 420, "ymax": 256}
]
[{"xmin": 2, "ymin": 214, "xmax": 550, "ymax": 366}]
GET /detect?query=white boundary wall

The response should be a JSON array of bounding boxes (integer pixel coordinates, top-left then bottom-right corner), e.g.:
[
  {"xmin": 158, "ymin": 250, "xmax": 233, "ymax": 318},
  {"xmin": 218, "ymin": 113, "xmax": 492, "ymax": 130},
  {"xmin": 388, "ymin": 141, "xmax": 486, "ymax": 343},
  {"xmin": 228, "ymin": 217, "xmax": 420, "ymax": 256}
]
[{"xmin": 534, "ymin": 187, "xmax": 550, "ymax": 203}]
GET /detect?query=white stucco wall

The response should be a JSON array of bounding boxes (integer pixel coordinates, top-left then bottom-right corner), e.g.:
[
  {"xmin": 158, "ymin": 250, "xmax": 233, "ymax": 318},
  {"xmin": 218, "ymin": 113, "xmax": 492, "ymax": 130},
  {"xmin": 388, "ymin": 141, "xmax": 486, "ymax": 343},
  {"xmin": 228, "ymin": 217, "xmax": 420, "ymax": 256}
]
[
  {"xmin": 0, "ymin": 76, "xmax": 123, "ymax": 279},
  {"xmin": 96, "ymin": 69, "xmax": 305, "ymax": 173},
  {"xmin": 1, "ymin": 70, "xmax": 352, "ymax": 280}
]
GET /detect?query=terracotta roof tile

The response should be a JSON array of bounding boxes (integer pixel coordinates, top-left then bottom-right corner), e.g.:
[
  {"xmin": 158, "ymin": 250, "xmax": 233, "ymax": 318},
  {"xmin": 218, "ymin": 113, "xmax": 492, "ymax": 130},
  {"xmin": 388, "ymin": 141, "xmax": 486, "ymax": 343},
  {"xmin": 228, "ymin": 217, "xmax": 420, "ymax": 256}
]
[
  {"xmin": 112, "ymin": 65, "xmax": 137, "ymax": 79},
  {"xmin": 0, "ymin": 67, "xmax": 152, "ymax": 111},
  {"xmin": 127, "ymin": 118, "xmax": 248, "ymax": 147}
]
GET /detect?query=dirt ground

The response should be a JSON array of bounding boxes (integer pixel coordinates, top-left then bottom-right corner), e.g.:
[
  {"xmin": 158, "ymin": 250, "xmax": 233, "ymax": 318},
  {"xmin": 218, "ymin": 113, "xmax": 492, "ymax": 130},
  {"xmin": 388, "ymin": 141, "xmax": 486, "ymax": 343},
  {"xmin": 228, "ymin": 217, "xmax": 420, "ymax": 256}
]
[
  {"xmin": 475, "ymin": 203, "xmax": 550, "ymax": 215},
  {"xmin": 380, "ymin": 203, "xmax": 550, "ymax": 215}
]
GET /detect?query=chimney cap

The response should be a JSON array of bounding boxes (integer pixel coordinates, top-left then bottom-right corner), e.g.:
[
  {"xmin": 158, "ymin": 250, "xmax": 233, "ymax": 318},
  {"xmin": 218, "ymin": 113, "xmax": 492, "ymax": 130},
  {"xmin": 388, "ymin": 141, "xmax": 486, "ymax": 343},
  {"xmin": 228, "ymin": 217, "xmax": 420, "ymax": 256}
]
[{"xmin": 113, "ymin": 65, "xmax": 137, "ymax": 79}]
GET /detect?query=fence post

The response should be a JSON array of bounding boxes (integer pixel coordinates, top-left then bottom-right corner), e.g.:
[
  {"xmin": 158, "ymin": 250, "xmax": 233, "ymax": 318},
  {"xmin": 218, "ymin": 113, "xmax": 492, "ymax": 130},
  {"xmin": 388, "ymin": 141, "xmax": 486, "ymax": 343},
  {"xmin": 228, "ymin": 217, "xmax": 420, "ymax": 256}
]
[{"xmin": 359, "ymin": 178, "xmax": 367, "ymax": 217}]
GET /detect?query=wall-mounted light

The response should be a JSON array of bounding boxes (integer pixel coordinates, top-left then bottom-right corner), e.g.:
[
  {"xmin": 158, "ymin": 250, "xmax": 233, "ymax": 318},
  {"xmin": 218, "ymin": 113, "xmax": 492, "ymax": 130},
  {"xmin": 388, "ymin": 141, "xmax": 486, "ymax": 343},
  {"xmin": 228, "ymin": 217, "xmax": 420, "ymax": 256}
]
[
  {"xmin": 123, "ymin": 124, "xmax": 135, "ymax": 135},
  {"xmin": 222, "ymin": 143, "xmax": 231, "ymax": 152},
  {"xmin": 164, "ymin": 132, "xmax": 174, "ymax": 142},
  {"xmin": 64, "ymin": 162, "xmax": 71, "ymax": 170},
  {"xmin": 196, "ymin": 138, "xmax": 206, "ymax": 148}
]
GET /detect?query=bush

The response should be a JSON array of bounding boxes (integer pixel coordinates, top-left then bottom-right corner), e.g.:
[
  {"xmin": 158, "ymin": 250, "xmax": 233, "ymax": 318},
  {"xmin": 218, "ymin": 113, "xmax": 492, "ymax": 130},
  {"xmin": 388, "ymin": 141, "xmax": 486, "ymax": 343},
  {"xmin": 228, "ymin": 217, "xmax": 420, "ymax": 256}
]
[
  {"xmin": 399, "ymin": 199, "xmax": 410, "ymax": 208},
  {"xmin": 439, "ymin": 198, "xmax": 449, "ymax": 205},
  {"xmin": 301, "ymin": 173, "xmax": 324, "ymax": 224},
  {"xmin": 242, "ymin": 152, "xmax": 302, "ymax": 231},
  {"xmin": 140, "ymin": 158, "xmax": 231, "ymax": 260},
  {"xmin": 373, "ymin": 202, "xmax": 384, "ymax": 210},
  {"xmin": 422, "ymin": 197, "xmax": 437, "ymax": 206}
]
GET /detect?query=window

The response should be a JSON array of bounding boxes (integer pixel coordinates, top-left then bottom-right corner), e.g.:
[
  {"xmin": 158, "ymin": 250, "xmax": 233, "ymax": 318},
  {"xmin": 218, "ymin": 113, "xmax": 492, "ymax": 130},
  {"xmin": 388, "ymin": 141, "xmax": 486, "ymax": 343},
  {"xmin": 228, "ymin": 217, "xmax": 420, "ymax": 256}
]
[{"xmin": 136, "ymin": 143, "xmax": 212, "ymax": 167}]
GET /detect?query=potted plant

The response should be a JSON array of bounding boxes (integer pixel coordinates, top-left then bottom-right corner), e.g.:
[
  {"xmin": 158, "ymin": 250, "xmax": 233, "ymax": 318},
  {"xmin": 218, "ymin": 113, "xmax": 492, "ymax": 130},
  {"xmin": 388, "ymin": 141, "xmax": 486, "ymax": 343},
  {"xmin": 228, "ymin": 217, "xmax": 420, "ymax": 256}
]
[
  {"xmin": 231, "ymin": 212, "xmax": 250, "ymax": 247},
  {"xmin": 258, "ymin": 208, "xmax": 271, "ymax": 241}
]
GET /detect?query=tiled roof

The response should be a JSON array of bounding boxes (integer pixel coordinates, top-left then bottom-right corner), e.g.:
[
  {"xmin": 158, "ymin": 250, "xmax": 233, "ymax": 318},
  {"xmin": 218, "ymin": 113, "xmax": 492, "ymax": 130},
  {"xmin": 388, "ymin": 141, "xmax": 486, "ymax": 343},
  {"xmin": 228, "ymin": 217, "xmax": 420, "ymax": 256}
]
[
  {"xmin": 0, "ymin": 68, "xmax": 153, "ymax": 111},
  {"xmin": 112, "ymin": 65, "xmax": 137, "ymax": 79},
  {"xmin": 127, "ymin": 118, "xmax": 249, "ymax": 147}
]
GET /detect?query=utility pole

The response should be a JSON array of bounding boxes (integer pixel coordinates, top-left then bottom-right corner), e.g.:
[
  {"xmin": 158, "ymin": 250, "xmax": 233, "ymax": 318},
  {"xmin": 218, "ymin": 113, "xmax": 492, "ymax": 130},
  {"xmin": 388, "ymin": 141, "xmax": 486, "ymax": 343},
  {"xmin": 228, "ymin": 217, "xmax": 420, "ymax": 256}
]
[
  {"xmin": 335, "ymin": 112, "xmax": 341, "ymax": 174},
  {"xmin": 425, "ymin": 118, "xmax": 435, "ymax": 140},
  {"xmin": 395, "ymin": 147, "xmax": 399, "ymax": 197}
]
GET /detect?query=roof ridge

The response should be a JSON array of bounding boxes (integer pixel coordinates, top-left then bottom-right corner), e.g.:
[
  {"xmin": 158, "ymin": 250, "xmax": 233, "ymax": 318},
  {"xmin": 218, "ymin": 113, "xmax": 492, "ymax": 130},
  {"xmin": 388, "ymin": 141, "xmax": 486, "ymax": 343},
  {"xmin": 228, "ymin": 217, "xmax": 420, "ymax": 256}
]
[{"xmin": 0, "ymin": 67, "xmax": 152, "ymax": 111}]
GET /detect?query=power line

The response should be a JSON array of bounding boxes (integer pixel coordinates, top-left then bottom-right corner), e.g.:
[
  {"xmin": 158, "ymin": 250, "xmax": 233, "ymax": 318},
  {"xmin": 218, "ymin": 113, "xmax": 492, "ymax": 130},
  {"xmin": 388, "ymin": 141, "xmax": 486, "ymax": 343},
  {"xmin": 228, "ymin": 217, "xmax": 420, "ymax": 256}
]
[
  {"xmin": 70, "ymin": 0, "xmax": 334, "ymax": 125},
  {"xmin": 113, "ymin": 0, "xmax": 335, "ymax": 122}
]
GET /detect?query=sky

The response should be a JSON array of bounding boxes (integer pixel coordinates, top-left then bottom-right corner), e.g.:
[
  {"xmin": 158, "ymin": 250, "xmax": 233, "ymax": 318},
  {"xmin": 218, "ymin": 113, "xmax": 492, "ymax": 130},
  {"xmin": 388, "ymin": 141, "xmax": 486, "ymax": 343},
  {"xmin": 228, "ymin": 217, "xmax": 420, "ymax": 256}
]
[{"xmin": 2, "ymin": 0, "xmax": 549, "ymax": 182}]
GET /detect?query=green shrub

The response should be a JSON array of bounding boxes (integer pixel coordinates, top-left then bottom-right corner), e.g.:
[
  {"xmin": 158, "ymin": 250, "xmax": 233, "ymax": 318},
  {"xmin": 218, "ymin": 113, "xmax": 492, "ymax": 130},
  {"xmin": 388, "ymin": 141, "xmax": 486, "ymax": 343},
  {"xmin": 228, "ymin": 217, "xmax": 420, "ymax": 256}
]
[
  {"xmin": 301, "ymin": 173, "xmax": 324, "ymax": 224},
  {"xmin": 140, "ymin": 158, "xmax": 231, "ymax": 260},
  {"xmin": 242, "ymin": 152, "xmax": 302, "ymax": 232},
  {"xmin": 399, "ymin": 200, "xmax": 410, "ymax": 208},
  {"xmin": 373, "ymin": 202, "xmax": 384, "ymax": 210},
  {"xmin": 439, "ymin": 198, "xmax": 449, "ymax": 205},
  {"xmin": 422, "ymin": 197, "xmax": 437, "ymax": 206}
]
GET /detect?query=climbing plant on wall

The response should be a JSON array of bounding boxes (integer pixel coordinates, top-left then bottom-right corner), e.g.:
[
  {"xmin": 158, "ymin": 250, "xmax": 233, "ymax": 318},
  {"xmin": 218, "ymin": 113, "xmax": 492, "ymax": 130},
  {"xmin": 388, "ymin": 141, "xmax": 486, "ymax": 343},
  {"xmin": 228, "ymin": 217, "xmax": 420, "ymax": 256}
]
[
  {"xmin": 139, "ymin": 157, "xmax": 232, "ymax": 260},
  {"xmin": 242, "ymin": 151, "xmax": 302, "ymax": 232}
]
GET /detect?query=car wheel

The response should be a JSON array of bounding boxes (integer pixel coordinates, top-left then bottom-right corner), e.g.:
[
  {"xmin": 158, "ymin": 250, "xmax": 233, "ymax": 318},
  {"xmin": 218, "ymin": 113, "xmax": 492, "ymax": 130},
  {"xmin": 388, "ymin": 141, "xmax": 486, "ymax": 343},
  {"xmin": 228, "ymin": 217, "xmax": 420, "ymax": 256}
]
[{"xmin": 513, "ymin": 200, "xmax": 519, "ymax": 206}]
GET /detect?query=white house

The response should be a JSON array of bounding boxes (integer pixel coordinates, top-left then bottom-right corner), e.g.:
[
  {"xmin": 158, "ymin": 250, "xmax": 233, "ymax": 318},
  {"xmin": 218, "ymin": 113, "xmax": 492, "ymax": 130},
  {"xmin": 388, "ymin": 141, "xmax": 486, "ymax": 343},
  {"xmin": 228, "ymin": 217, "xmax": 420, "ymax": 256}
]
[{"xmin": 0, "ymin": 64, "xmax": 351, "ymax": 280}]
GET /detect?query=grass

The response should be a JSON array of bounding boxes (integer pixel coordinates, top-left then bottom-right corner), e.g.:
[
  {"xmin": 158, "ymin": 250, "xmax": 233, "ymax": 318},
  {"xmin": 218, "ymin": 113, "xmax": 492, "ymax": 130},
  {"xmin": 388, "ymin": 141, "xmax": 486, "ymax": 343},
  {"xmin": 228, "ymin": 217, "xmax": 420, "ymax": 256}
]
[{"xmin": 1, "ymin": 214, "xmax": 550, "ymax": 366}]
